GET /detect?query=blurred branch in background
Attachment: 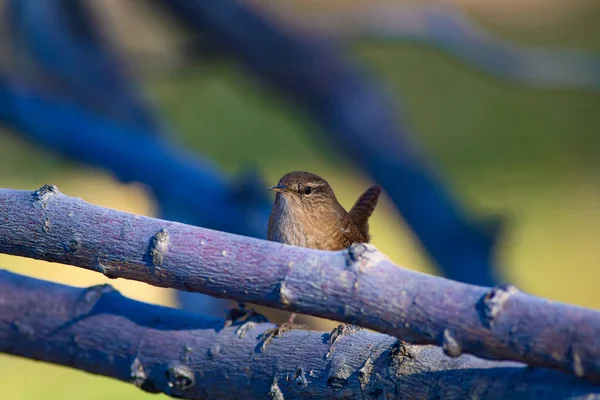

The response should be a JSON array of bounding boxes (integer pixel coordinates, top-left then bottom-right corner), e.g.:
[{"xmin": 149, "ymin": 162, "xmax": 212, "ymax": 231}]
[
  {"xmin": 6, "ymin": 0, "xmax": 162, "ymax": 132},
  {"xmin": 255, "ymin": 3, "xmax": 600, "ymax": 91}
]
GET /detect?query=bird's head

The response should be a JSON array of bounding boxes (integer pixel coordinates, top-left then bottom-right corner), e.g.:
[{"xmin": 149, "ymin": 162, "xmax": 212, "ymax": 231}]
[{"xmin": 270, "ymin": 171, "xmax": 338, "ymax": 212}]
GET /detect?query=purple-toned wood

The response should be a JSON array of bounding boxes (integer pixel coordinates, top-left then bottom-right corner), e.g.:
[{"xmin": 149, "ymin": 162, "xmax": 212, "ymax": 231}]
[
  {"xmin": 0, "ymin": 185, "xmax": 599, "ymax": 383},
  {"xmin": 1, "ymin": 269, "xmax": 598, "ymax": 399}
]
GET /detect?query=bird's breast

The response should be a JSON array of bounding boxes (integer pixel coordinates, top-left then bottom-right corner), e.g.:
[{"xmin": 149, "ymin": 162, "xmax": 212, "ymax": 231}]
[{"xmin": 268, "ymin": 201, "xmax": 345, "ymax": 251}]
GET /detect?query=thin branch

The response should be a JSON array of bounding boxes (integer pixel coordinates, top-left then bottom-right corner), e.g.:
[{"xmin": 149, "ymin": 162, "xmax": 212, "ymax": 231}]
[
  {"xmin": 0, "ymin": 186, "xmax": 599, "ymax": 383},
  {"xmin": 154, "ymin": 0, "xmax": 501, "ymax": 286},
  {"xmin": 1, "ymin": 269, "xmax": 598, "ymax": 399}
]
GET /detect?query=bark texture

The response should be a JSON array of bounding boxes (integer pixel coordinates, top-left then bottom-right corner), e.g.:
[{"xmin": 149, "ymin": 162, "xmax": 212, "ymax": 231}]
[{"xmin": 1, "ymin": 269, "xmax": 598, "ymax": 399}]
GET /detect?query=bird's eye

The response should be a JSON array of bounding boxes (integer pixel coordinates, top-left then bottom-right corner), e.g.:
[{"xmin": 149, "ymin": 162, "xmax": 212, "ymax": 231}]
[{"xmin": 304, "ymin": 186, "xmax": 312, "ymax": 195}]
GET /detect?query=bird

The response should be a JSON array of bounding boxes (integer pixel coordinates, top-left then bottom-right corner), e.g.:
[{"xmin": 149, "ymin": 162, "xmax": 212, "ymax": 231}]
[
  {"xmin": 258, "ymin": 171, "xmax": 382, "ymax": 348},
  {"xmin": 268, "ymin": 171, "xmax": 382, "ymax": 250}
]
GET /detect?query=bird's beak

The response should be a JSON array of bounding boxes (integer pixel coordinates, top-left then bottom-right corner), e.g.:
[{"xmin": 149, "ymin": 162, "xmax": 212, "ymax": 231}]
[{"xmin": 270, "ymin": 185, "xmax": 286, "ymax": 193}]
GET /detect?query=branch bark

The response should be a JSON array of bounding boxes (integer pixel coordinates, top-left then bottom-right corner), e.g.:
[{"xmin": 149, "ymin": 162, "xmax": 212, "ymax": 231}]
[
  {"xmin": 0, "ymin": 186, "xmax": 599, "ymax": 382},
  {"xmin": 1, "ymin": 269, "xmax": 598, "ymax": 399}
]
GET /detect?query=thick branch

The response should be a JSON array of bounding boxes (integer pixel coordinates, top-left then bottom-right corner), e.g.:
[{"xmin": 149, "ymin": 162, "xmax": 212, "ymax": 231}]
[
  {"xmin": 0, "ymin": 186, "xmax": 599, "ymax": 382},
  {"xmin": 1, "ymin": 269, "xmax": 598, "ymax": 399}
]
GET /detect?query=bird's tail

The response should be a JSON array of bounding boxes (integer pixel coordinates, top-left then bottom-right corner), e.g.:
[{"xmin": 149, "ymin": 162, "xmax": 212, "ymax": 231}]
[{"xmin": 348, "ymin": 184, "xmax": 382, "ymax": 240}]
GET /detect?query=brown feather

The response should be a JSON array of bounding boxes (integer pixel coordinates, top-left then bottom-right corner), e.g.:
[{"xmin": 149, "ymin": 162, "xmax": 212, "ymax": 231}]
[
  {"xmin": 268, "ymin": 172, "xmax": 379, "ymax": 250},
  {"xmin": 348, "ymin": 184, "xmax": 382, "ymax": 241}
]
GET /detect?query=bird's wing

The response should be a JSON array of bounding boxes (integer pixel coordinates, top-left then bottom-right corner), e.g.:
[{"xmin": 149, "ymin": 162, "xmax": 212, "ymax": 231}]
[
  {"xmin": 348, "ymin": 184, "xmax": 382, "ymax": 240},
  {"xmin": 340, "ymin": 214, "xmax": 369, "ymax": 248}
]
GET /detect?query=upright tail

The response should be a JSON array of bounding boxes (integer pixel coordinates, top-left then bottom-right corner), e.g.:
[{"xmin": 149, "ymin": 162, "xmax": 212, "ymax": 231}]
[{"xmin": 348, "ymin": 184, "xmax": 382, "ymax": 240}]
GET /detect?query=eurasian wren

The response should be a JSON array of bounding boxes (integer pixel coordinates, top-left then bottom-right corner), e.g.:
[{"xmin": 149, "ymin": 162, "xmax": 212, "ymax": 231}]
[{"xmin": 268, "ymin": 171, "xmax": 382, "ymax": 250}]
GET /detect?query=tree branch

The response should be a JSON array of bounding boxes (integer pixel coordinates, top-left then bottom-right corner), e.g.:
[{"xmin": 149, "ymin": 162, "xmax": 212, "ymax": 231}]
[
  {"xmin": 263, "ymin": 4, "xmax": 600, "ymax": 92},
  {"xmin": 1, "ymin": 269, "xmax": 598, "ymax": 399},
  {"xmin": 0, "ymin": 185, "xmax": 599, "ymax": 383}
]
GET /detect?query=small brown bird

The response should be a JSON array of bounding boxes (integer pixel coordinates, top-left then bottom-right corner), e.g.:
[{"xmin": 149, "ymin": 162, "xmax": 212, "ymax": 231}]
[
  {"xmin": 268, "ymin": 171, "xmax": 382, "ymax": 250},
  {"xmin": 260, "ymin": 171, "xmax": 382, "ymax": 345}
]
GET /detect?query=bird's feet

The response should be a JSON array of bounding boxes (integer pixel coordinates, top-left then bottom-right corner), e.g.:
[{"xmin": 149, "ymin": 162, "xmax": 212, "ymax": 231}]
[
  {"xmin": 258, "ymin": 313, "xmax": 310, "ymax": 351},
  {"xmin": 224, "ymin": 303, "xmax": 269, "ymax": 339},
  {"xmin": 224, "ymin": 303, "xmax": 268, "ymax": 326}
]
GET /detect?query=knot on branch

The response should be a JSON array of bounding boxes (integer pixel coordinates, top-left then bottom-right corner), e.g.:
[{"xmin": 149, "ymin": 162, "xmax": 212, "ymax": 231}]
[
  {"xmin": 388, "ymin": 340, "xmax": 415, "ymax": 372},
  {"xmin": 358, "ymin": 356, "xmax": 374, "ymax": 391},
  {"xmin": 42, "ymin": 218, "xmax": 51, "ymax": 233},
  {"xmin": 146, "ymin": 228, "xmax": 170, "ymax": 267},
  {"xmin": 442, "ymin": 329, "xmax": 462, "ymax": 357},
  {"xmin": 32, "ymin": 184, "xmax": 60, "ymax": 208},
  {"xmin": 327, "ymin": 364, "xmax": 352, "ymax": 392},
  {"xmin": 326, "ymin": 324, "xmax": 361, "ymax": 358},
  {"xmin": 207, "ymin": 344, "xmax": 221, "ymax": 360},
  {"xmin": 65, "ymin": 235, "xmax": 81, "ymax": 254},
  {"xmin": 277, "ymin": 281, "xmax": 292, "ymax": 306},
  {"xmin": 11, "ymin": 319, "xmax": 35, "ymax": 338},
  {"xmin": 478, "ymin": 283, "xmax": 519, "ymax": 328},
  {"xmin": 289, "ymin": 367, "xmax": 308, "ymax": 389},
  {"xmin": 75, "ymin": 284, "xmax": 116, "ymax": 316},
  {"xmin": 569, "ymin": 344, "xmax": 585, "ymax": 378},
  {"xmin": 130, "ymin": 357, "xmax": 147, "ymax": 388},
  {"xmin": 166, "ymin": 364, "xmax": 195, "ymax": 391},
  {"xmin": 93, "ymin": 258, "xmax": 118, "ymax": 279},
  {"xmin": 180, "ymin": 344, "xmax": 193, "ymax": 363},
  {"xmin": 344, "ymin": 243, "xmax": 388, "ymax": 273},
  {"xmin": 269, "ymin": 378, "xmax": 285, "ymax": 400}
]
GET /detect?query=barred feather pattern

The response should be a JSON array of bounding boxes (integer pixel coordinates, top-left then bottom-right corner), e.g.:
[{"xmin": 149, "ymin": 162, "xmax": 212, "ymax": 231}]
[{"xmin": 348, "ymin": 185, "xmax": 382, "ymax": 241}]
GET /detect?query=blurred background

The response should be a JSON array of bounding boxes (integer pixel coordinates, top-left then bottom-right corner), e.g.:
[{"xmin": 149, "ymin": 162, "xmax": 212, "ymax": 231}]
[{"xmin": 0, "ymin": 0, "xmax": 599, "ymax": 398}]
